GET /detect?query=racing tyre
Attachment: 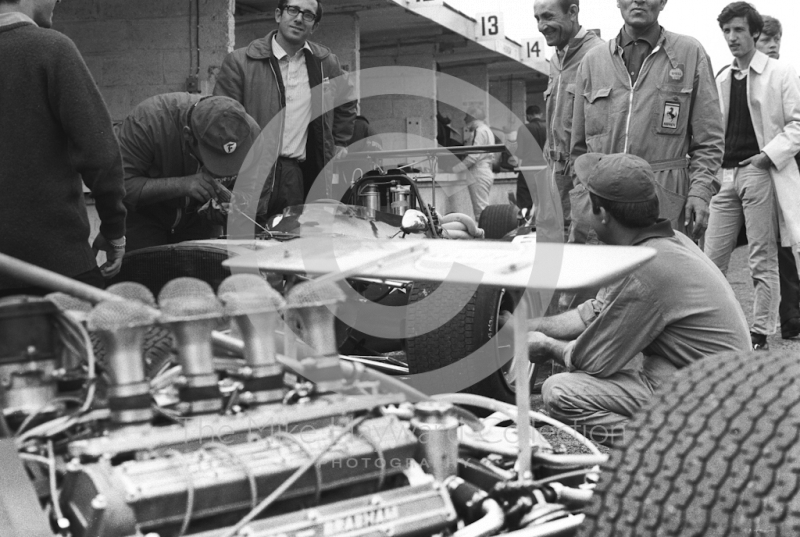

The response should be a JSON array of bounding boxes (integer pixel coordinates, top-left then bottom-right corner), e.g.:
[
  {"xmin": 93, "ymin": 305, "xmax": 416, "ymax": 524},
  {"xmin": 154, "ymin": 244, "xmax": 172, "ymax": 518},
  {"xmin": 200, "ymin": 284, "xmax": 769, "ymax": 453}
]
[
  {"xmin": 479, "ymin": 204, "xmax": 518, "ymax": 239},
  {"xmin": 579, "ymin": 349, "xmax": 800, "ymax": 537},
  {"xmin": 405, "ymin": 281, "xmax": 534, "ymax": 404}
]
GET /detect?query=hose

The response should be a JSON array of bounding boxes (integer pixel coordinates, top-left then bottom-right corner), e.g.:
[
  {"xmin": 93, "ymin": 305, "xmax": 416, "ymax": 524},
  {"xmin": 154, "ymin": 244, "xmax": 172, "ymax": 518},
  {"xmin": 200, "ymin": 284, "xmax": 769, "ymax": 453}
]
[
  {"xmin": 452, "ymin": 499, "xmax": 505, "ymax": 537},
  {"xmin": 440, "ymin": 212, "xmax": 485, "ymax": 238},
  {"xmin": 502, "ymin": 514, "xmax": 586, "ymax": 537},
  {"xmin": 432, "ymin": 393, "xmax": 606, "ymax": 460}
]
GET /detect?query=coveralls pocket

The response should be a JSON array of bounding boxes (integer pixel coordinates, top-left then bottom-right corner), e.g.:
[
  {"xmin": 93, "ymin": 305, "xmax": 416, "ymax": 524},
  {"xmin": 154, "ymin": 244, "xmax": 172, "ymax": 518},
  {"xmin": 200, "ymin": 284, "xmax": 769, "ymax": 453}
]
[
  {"xmin": 563, "ymin": 84, "xmax": 576, "ymax": 131},
  {"xmin": 653, "ymin": 85, "xmax": 693, "ymax": 137},
  {"xmin": 583, "ymin": 87, "xmax": 612, "ymax": 138}
]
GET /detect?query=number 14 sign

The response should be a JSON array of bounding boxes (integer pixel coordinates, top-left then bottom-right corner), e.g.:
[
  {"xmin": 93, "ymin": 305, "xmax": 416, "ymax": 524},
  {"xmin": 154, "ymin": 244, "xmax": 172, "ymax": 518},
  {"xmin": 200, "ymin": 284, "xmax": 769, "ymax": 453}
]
[
  {"xmin": 476, "ymin": 12, "xmax": 505, "ymax": 40},
  {"xmin": 522, "ymin": 37, "xmax": 548, "ymax": 64}
]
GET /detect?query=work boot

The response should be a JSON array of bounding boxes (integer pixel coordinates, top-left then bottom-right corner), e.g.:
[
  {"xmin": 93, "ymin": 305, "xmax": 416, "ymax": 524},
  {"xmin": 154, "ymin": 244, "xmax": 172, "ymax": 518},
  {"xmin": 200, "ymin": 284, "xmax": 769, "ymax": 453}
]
[{"xmin": 751, "ymin": 332, "xmax": 769, "ymax": 352}]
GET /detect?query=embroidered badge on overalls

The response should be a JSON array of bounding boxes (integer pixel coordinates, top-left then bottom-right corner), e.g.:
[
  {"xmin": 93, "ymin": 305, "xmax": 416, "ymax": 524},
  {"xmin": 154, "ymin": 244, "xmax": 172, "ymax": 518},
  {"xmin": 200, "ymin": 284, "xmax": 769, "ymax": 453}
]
[
  {"xmin": 669, "ymin": 63, "xmax": 685, "ymax": 82},
  {"xmin": 662, "ymin": 101, "xmax": 680, "ymax": 129}
]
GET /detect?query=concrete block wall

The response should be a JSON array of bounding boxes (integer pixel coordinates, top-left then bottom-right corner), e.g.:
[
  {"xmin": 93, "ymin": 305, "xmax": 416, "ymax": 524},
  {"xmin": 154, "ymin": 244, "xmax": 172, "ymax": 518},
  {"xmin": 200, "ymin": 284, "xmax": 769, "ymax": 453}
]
[
  {"xmin": 438, "ymin": 64, "xmax": 489, "ymax": 143},
  {"xmin": 54, "ymin": 0, "xmax": 233, "ymax": 122},
  {"xmin": 360, "ymin": 43, "xmax": 437, "ymax": 152},
  {"xmin": 489, "ymin": 78, "xmax": 527, "ymax": 133}
]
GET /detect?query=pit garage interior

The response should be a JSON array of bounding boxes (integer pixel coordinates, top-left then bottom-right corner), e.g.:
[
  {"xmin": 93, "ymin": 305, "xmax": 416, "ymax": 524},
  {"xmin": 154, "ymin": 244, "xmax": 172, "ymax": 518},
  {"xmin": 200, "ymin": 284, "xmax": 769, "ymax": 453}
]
[{"xmin": 53, "ymin": 0, "xmax": 549, "ymax": 220}]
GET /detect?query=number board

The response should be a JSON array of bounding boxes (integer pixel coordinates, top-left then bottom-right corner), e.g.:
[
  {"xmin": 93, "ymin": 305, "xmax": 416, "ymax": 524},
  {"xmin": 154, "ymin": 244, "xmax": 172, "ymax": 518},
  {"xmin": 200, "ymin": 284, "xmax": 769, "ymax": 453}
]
[
  {"xmin": 522, "ymin": 38, "xmax": 547, "ymax": 62},
  {"xmin": 476, "ymin": 12, "xmax": 504, "ymax": 40}
]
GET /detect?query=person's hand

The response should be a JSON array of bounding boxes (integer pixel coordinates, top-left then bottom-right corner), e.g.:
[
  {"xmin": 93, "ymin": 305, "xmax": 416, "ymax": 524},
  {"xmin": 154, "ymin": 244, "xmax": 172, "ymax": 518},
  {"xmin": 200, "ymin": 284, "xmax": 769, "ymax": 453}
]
[
  {"xmin": 528, "ymin": 331, "xmax": 554, "ymax": 364},
  {"xmin": 740, "ymin": 151, "xmax": 773, "ymax": 170},
  {"xmin": 684, "ymin": 197, "xmax": 709, "ymax": 240},
  {"xmin": 92, "ymin": 234, "xmax": 125, "ymax": 278},
  {"xmin": 452, "ymin": 162, "xmax": 467, "ymax": 174},
  {"xmin": 183, "ymin": 170, "xmax": 220, "ymax": 204},
  {"xmin": 504, "ymin": 131, "xmax": 518, "ymax": 155},
  {"xmin": 498, "ymin": 310, "xmax": 513, "ymax": 329},
  {"xmin": 334, "ymin": 146, "xmax": 348, "ymax": 159}
]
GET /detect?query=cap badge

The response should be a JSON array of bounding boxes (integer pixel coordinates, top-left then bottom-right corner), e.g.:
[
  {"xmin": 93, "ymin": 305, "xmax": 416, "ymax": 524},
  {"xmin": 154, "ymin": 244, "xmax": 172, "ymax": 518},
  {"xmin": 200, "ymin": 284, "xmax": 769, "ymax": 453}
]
[{"xmin": 223, "ymin": 141, "xmax": 237, "ymax": 154}]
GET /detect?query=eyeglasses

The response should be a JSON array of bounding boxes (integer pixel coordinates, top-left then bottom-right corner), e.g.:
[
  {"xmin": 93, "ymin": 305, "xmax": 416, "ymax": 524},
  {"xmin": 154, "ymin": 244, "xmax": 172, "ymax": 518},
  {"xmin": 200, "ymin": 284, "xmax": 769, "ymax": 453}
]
[{"xmin": 283, "ymin": 5, "xmax": 317, "ymax": 23}]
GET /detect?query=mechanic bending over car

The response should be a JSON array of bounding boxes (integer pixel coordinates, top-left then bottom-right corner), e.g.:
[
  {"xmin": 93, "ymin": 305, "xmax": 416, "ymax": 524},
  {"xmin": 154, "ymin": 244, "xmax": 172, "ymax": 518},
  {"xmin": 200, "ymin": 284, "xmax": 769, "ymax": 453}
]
[
  {"xmin": 510, "ymin": 153, "xmax": 750, "ymax": 446},
  {"xmin": 118, "ymin": 94, "xmax": 260, "ymax": 252},
  {"xmin": 214, "ymin": 0, "xmax": 356, "ymax": 223}
]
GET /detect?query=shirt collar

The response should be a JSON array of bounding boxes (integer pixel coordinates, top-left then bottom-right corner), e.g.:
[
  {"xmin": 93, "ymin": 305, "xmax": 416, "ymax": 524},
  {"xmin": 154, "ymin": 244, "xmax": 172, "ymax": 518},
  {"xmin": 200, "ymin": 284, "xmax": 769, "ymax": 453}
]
[
  {"xmin": 619, "ymin": 23, "xmax": 661, "ymax": 49},
  {"xmin": 630, "ymin": 219, "xmax": 675, "ymax": 245},
  {"xmin": 742, "ymin": 49, "xmax": 768, "ymax": 74},
  {"xmin": 0, "ymin": 12, "xmax": 35, "ymax": 28},
  {"xmin": 271, "ymin": 36, "xmax": 312, "ymax": 60},
  {"xmin": 558, "ymin": 26, "xmax": 586, "ymax": 56}
]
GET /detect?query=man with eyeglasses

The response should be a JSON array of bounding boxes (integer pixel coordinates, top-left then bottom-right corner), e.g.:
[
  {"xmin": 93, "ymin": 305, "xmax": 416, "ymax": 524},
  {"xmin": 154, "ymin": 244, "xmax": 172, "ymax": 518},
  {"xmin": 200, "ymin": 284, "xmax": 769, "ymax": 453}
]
[
  {"xmin": 214, "ymin": 0, "xmax": 356, "ymax": 223},
  {"xmin": 118, "ymin": 93, "xmax": 260, "ymax": 251}
]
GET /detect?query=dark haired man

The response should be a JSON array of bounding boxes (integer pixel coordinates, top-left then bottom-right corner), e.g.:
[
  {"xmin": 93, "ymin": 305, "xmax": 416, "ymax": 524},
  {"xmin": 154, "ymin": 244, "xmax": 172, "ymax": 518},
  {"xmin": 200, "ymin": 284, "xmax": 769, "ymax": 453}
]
[
  {"xmin": 0, "ymin": 0, "xmax": 127, "ymax": 296},
  {"xmin": 521, "ymin": 153, "xmax": 749, "ymax": 445},
  {"xmin": 705, "ymin": 2, "xmax": 800, "ymax": 351},
  {"xmin": 532, "ymin": 0, "xmax": 602, "ymax": 235},
  {"xmin": 570, "ymin": 0, "xmax": 724, "ymax": 240},
  {"xmin": 118, "ymin": 94, "xmax": 261, "ymax": 251},
  {"xmin": 214, "ymin": 0, "xmax": 356, "ymax": 222}
]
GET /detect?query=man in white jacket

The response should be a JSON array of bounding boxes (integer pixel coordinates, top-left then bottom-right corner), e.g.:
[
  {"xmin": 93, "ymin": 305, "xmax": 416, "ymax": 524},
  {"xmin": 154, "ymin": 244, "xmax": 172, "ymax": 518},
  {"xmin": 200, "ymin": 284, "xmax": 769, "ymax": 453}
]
[
  {"xmin": 453, "ymin": 106, "xmax": 495, "ymax": 222},
  {"xmin": 705, "ymin": 2, "xmax": 800, "ymax": 351}
]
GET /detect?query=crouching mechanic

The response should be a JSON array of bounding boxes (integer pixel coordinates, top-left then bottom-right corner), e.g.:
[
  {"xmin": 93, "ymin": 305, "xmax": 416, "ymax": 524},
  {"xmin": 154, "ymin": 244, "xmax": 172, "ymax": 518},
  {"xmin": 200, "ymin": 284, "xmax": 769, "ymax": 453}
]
[
  {"xmin": 118, "ymin": 94, "xmax": 261, "ymax": 251},
  {"xmin": 523, "ymin": 153, "xmax": 750, "ymax": 445}
]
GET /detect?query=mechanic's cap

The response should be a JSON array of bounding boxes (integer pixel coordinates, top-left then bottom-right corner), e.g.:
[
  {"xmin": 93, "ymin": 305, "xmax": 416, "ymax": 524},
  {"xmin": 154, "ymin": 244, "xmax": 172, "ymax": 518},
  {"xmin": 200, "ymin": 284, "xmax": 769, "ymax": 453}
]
[
  {"xmin": 574, "ymin": 153, "xmax": 657, "ymax": 203},
  {"xmin": 190, "ymin": 96, "xmax": 261, "ymax": 178}
]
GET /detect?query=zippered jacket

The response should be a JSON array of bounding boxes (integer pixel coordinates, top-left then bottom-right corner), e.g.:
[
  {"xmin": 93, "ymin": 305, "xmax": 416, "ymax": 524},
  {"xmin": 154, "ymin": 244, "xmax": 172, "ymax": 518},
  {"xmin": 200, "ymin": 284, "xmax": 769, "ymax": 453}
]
[
  {"xmin": 214, "ymin": 31, "xmax": 356, "ymax": 214},
  {"xmin": 570, "ymin": 28, "xmax": 724, "ymax": 227},
  {"xmin": 543, "ymin": 29, "xmax": 604, "ymax": 171}
]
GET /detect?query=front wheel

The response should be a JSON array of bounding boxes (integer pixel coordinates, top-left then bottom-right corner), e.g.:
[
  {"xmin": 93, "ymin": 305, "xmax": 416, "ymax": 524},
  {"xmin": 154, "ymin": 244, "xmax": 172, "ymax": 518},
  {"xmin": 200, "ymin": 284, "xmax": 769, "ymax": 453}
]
[
  {"xmin": 579, "ymin": 349, "xmax": 800, "ymax": 536},
  {"xmin": 404, "ymin": 281, "xmax": 535, "ymax": 403}
]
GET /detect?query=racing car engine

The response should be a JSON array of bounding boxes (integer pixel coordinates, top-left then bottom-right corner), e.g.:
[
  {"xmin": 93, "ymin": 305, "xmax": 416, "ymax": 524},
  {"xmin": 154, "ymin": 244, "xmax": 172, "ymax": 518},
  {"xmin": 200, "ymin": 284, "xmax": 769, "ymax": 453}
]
[{"xmin": 1, "ymin": 273, "xmax": 599, "ymax": 537}]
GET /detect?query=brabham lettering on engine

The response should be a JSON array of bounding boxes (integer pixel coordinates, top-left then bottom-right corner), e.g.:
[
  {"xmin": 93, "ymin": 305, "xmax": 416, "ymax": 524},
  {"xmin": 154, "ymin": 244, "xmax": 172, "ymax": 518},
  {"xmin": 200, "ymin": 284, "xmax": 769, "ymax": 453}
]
[{"xmin": 322, "ymin": 505, "xmax": 401, "ymax": 536}]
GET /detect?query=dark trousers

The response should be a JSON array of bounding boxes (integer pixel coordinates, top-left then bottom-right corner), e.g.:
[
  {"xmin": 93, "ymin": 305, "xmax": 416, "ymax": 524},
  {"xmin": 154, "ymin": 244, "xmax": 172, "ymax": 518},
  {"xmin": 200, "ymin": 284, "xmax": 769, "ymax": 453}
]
[
  {"xmin": 0, "ymin": 266, "xmax": 104, "ymax": 299},
  {"xmin": 264, "ymin": 157, "xmax": 305, "ymax": 221},
  {"xmin": 779, "ymin": 245, "xmax": 800, "ymax": 325}
]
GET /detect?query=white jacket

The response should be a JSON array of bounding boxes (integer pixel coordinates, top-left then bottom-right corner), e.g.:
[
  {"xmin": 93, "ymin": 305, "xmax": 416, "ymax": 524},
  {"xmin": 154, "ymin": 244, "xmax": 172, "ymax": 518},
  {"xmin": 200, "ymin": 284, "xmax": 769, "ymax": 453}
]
[{"xmin": 717, "ymin": 50, "xmax": 800, "ymax": 246}]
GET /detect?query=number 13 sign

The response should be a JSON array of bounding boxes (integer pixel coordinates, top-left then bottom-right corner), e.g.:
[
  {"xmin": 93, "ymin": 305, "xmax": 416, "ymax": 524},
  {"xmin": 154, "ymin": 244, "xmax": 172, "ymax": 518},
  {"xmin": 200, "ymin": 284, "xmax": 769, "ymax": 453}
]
[{"xmin": 476, "ymin": 12, "xmax": 505, "ymax": 40}]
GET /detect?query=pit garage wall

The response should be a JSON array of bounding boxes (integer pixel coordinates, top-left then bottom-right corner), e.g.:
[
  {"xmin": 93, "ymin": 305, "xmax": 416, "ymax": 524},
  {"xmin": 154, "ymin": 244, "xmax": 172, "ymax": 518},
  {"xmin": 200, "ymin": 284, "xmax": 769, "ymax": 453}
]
[
  {"xmin": 52, "ymin": 0, "xmax": 234, "ymax": 122},
  {"xmin": 360, "ymin": 44, "xmax": 438, "ymax": 151}
]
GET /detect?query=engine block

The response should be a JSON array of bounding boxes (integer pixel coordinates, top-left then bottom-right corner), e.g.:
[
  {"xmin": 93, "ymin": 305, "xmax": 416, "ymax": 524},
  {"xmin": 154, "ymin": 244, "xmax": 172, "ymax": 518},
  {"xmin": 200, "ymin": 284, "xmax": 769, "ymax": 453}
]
[{"xmin": 61, "ymin": 415, "xmax": 417, "ymax": 537}]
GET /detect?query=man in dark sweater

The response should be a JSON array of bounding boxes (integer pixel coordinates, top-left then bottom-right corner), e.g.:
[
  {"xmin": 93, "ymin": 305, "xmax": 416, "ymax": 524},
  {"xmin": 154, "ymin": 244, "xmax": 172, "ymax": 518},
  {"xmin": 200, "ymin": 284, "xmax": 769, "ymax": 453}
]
[
  {"xmin": 0, "ymin": 0, "xmax": 126, "ymax": 297},
  {"xmin": 705, "ymin": 3, "xmax": 800, "ymax": 351}
]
